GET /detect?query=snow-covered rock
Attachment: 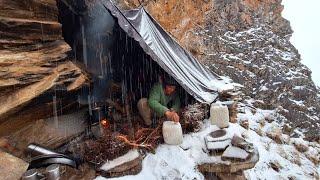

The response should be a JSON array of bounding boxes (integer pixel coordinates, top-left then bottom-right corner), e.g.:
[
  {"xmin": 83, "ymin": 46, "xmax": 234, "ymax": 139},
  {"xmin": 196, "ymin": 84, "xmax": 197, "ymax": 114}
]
[{"xmin": 97, "ymin": 107, "xmax": 320, "ymax": 180}]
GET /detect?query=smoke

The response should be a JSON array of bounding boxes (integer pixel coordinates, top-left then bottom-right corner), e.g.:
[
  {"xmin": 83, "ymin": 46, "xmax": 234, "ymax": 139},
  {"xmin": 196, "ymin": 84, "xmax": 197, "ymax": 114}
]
[{"xmin": 79, "ymin": 1, "xmax": 115, "ymax": 103}]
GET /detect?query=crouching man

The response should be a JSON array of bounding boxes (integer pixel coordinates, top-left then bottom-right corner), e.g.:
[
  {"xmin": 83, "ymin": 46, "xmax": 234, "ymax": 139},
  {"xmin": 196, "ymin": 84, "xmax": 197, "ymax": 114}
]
[{"xmin": 137, "ymin": 78, "xmax": 181, "ymax": 126}]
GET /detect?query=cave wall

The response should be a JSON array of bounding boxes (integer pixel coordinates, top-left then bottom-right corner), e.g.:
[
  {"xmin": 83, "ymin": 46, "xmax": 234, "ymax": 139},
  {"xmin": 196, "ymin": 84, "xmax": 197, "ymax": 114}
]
[{"xmin": 0, "ymin": 0, "xmax": 88, "ymax": 120}]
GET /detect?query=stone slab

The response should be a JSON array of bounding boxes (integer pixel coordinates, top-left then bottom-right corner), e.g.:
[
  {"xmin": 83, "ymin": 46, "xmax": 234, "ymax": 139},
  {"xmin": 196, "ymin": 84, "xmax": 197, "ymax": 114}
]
[
  {"xmin": 221, "ymin": 146, "xmax": 249, "ymax": 161},
  {"xmin": 0, "ymin": 151, "xmax": 29, "ymax": 180},
  {"xmin": 198, "ymin": 148, "xmax": 259, "ymax": 173},
  {"xmin": 206, "ymin": 139, "xmax": 230, "ymax": 151}
]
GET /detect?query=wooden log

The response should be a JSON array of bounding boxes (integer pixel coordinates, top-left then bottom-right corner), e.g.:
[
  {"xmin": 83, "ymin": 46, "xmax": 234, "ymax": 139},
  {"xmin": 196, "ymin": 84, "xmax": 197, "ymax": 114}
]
[{"xmin": 99, "ymin": 149, "xmax": 143, "ymax": 178}]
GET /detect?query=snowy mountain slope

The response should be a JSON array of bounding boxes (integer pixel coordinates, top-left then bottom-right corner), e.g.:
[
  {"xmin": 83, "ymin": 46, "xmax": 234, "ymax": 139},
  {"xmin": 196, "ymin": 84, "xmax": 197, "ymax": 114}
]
[
  {"xmin": 61, "ymin": 0, "xmax": 320, "ymax": 178},
  {"xmin": 200, "ymin": 25, "xmax": 320, "ymax": 141},
  {"xmin": 124, "ymin": 0, "xmax": 320, "ymax": 142},
  {"xmin": 96, "ymin": 107, "xmax": 320, "ymax": 180}
]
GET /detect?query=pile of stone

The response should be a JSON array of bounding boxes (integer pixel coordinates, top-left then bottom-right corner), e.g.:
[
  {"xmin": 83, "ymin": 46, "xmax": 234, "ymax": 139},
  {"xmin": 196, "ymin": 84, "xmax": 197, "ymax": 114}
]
[
  {"xmin": 205, "ymin": 129, "xmax": 255, "ymax": 160},
  {"xmin": 199, "ymin": 103, "xmax": 259, "ymax": 179},
  {"xmin": 200, "ymin": 128, "xmax": 259, "ymax": 179}
]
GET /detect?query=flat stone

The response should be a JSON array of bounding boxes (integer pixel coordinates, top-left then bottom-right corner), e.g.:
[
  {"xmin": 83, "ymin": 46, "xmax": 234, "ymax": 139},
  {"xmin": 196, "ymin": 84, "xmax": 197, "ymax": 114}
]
[
  {"xmin": 198, "ymin": 148, "xmax": 259, "ymax": 173},
  {"xmin": 0, "ymin": 151, "xmax": 29, "ymax": 180},
  {"xmin": 231, "ymin": 135, "xmax": 254, "ymax": 153},
  {"xmin": 222, "ymin": 146, "xmax": 249, "ymax": 161},
  {"xmin": 206, "ymin": 138, "xmax": 230, "ymax": 151}
]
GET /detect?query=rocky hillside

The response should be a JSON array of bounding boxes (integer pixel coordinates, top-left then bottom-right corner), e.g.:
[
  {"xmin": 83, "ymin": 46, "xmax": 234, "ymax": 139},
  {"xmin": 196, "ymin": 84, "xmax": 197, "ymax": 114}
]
[{"xmin": 119, "ymin": 0, "xmax": 320, "ymax": 141}]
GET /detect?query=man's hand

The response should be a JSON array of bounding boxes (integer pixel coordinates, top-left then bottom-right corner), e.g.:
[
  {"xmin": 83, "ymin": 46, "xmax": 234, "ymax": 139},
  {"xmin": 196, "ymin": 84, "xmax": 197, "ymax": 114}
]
[
  {"xmin": 165, "ymin": 110, "xmax": 174, "ymax": 120},
  {"xmin": 172, "ymin": 112, "xmax": 180, "ymax": 123},
  {"xmin": 165, "ymin": 110, "xmax": 180, "ymax": 123}
]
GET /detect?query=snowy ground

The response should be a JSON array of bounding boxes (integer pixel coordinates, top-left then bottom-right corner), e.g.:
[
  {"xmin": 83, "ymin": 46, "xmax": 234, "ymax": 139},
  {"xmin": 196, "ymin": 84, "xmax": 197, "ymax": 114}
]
[{"xmin": 97, "ymin": 107, "xmax": 320, "ymax": 180}]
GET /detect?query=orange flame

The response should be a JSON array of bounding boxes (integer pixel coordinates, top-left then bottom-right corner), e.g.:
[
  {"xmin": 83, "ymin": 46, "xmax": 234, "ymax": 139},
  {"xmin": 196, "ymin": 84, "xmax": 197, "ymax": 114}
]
[{"xmin": 100, "ymin": 119, "xmax": 110, "ymax": 128}]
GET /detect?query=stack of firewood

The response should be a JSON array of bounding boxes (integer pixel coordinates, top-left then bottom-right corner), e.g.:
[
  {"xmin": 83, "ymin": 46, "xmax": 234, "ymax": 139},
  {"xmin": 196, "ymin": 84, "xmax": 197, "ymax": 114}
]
[
  {"xmin": 83, "ymin": 134, "xmax": 131, "ymax": 165},
  {"xmin": 181, "ymin": 103, "xmax": 208, "ymax": 132}
]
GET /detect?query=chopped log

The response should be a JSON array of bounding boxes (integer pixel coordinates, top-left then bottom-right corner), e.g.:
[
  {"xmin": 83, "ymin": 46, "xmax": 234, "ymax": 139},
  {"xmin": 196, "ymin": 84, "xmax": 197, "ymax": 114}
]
[
  {"xmin": 99, "ymin": 149, "xmax": 143, "ymax": 178},
  {"xmin": 205, "ymin": 130, "xmax": 233, "ymax": 142},
  {"xmin": 0, "ymin": 151, "xmax": 29, "ymax": 180},
  {"xmin": 218, "ymin": 89, "xmax": 241, "ymax": 124},
  {"xmin": 205, "ymin": 129, "xmax": 231, "ymax": 153},
  {"xmin": 218, "ymin": 90, "xmax": 242, "ymax": 101}
]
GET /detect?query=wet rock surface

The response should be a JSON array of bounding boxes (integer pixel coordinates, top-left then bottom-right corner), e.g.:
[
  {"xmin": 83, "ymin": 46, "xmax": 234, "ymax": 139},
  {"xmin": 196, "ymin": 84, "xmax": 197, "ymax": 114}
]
[{"xmin": 0, "ymin": 0, "xmax": 89, "ymax": 120}]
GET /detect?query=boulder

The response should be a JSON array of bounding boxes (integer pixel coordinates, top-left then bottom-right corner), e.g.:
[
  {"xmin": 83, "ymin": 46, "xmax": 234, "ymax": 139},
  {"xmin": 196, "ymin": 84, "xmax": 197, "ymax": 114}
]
[
  {"xmin": 0, "ymin": 151, "xmax": 29, "ymax": 179},
  {"xmin": 221, "ymin": 146, "xmax": 250, "ymax": 162}
]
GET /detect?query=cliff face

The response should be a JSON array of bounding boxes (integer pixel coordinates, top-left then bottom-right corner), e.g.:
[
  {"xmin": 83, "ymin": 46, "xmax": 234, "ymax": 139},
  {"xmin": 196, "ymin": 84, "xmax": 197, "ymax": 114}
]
[
  {"xmin": 0, "ymin": 0, "xmax": 88, "ymax": 120},
  {"xmin": 120, "ymin": 0, "xmax": 319, "ymax": 141}
]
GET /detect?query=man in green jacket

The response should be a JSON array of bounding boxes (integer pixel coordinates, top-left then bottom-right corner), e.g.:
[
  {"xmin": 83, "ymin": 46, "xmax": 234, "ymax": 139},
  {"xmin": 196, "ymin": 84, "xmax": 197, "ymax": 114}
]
[{"xmin": 137, "ymin": 78, "xmax": 181, "ymax": 126}]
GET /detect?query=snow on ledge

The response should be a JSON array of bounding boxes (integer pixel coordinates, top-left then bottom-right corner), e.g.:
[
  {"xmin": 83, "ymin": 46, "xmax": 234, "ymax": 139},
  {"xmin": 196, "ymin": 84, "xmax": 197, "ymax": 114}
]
[{"xmin": 100, "ymin": 149, "xmax": 140, "ymax": 172}]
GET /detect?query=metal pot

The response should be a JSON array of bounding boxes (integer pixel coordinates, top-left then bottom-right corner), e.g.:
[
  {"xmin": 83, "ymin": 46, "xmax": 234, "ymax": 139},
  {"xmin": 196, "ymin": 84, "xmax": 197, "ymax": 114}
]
[
  {"xmin": 91, "ymin": 106, "xmax": 106, "ymax": 125},
  {"xmin": 22, "ymin": 169, "xmax": 39, "ymax": 180},
  {"xmin": 46, "ymin": 164, "xmax": 60, "ymax": 180},
  {"xmin": 27, "ymin": 144, "xmax": 59, "ymax": 157}
]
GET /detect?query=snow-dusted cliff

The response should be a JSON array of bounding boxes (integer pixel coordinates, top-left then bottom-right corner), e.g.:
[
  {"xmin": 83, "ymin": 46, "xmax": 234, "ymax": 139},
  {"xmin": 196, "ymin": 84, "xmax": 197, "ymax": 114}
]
[{"xmin": 118, "ymin": 0, "xmax": 320, "ymax": 142}]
